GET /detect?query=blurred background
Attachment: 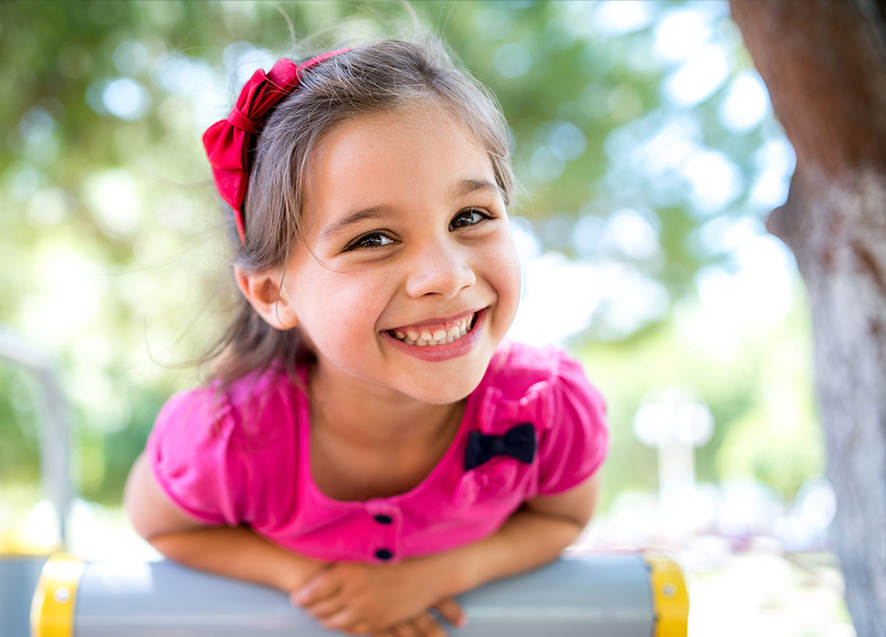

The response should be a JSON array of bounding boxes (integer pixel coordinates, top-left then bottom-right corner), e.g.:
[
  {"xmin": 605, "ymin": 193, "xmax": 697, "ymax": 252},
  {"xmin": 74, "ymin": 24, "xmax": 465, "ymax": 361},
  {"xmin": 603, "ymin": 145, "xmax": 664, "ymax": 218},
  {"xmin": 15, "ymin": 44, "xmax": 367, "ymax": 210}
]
[{"xmin": 0, "ymin": 1, "xmax": 850, "ymax": 635}]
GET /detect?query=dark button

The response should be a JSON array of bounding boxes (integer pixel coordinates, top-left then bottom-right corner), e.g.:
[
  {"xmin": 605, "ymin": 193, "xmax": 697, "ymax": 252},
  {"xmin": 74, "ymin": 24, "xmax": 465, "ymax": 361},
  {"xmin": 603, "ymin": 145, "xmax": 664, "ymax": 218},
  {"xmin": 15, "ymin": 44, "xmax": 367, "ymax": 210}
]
[
  {"xmin": 374, "ymin": 514, "xmax": 393, "ymax": 525},
  {"xmin": 375, "ymin": 548, "xmax": 394, "ymax": 561}
]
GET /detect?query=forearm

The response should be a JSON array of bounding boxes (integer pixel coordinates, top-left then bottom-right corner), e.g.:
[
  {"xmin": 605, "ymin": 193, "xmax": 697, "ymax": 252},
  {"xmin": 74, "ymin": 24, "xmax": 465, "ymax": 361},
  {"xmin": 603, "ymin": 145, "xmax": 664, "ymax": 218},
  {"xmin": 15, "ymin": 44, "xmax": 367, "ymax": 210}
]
[
  {"xmin": 126, "ymin": 452, "xmax": 329, "ymax": 594},
  {"xmin": 434, "ymin": 506, "xmax": 584, "ymax": 595},
  {"xmin": 422, "ymin": 474, "xmax": 601, "ymax": 599},
  {"xmin": 150, "ymin": 525, "xmax": 328, "ymax": 593}
]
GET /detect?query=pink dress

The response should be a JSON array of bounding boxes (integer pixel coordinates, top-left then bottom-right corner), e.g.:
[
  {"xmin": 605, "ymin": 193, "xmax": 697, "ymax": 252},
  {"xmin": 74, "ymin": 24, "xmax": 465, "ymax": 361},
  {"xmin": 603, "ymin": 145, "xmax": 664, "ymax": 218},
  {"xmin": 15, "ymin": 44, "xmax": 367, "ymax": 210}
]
[{"xmin": 148, "ymin": 341, "xmax": 608, "ymax": 564}]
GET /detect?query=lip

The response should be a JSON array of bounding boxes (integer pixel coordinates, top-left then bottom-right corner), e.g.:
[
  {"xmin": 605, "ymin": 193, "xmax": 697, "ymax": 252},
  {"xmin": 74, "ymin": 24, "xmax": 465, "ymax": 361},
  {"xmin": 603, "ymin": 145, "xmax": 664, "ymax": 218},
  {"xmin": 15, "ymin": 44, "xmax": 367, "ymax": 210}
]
[{"xmin": 382, "ymin": 308, "xmax": 486, "ymax": 362}]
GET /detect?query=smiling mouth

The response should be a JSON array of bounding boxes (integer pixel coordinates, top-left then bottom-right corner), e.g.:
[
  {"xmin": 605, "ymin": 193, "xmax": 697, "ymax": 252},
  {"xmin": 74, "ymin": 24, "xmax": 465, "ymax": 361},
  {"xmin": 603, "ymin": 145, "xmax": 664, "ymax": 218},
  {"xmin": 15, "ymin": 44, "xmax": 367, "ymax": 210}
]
[{"xmin": 388, "ymin": 312, "xmax": 478, "ymax": 347}]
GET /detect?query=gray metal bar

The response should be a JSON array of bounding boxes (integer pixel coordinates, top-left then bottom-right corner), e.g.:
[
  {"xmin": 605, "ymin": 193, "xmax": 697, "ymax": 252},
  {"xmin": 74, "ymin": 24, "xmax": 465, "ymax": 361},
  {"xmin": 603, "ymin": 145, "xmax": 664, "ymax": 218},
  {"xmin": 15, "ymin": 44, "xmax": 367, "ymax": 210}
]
[
  {"xmin": 0, "ymin": 555, "xmax": 47, "ymax": 637},
  {"xmin": 71, "ymin": 555, "xmax": 655, "ymax": 637}
]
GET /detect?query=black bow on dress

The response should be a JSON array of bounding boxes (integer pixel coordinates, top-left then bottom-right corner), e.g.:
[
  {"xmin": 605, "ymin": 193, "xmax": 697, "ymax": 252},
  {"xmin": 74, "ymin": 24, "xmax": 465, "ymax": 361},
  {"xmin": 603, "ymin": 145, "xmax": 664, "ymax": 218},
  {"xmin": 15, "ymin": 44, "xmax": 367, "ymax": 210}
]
[{"xmin": 464, "ymin": 422, "xmax": 537, "ymax": 471}]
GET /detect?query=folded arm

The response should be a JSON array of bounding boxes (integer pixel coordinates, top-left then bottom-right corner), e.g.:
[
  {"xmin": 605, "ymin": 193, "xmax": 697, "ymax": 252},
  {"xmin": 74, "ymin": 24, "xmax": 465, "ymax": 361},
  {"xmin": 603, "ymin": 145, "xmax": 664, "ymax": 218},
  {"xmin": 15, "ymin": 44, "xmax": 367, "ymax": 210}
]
[
  {"xmin": 443, "ymin": 472, "xmax": 601, "ymax": 591},
  {"xmin": 294, "ymin": 472, "xmax": 601, "ymax": 634},
  {"xmin": 127, "ymin": 450, "xmax": 599, "ymax": 636},
  {"xmin": 124, "ymin": 452, "xmax": 328, "ymax": 592}
]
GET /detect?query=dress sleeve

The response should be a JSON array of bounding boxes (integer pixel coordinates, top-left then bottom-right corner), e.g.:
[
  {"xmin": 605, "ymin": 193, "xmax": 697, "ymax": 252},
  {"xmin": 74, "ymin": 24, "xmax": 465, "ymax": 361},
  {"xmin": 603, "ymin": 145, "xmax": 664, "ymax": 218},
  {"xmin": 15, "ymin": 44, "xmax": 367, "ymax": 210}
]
[
  {"xmin": 146, "ymin": 388, "xmax": 243, "ymax": 526},
  {"xmin": 536, "ymin": 352, "xmax": 609, "ymax": 496}
]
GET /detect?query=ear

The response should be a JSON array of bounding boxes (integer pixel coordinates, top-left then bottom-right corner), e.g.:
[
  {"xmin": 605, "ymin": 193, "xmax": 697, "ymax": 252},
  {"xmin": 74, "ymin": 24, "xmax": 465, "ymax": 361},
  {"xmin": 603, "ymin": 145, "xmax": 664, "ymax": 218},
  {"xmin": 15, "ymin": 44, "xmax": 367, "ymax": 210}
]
[{"xmin": 234, "ymin": 266, "xmax": 299, "ymax": 330}]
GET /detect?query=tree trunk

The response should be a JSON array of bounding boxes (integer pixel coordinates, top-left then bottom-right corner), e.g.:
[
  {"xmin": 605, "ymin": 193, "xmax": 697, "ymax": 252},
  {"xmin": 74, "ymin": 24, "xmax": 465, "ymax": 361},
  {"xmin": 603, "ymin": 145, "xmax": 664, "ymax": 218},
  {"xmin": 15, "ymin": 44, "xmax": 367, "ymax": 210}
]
[{"xmin": 728, "ymin": 2, "xmax": 886, "ymax": 635}]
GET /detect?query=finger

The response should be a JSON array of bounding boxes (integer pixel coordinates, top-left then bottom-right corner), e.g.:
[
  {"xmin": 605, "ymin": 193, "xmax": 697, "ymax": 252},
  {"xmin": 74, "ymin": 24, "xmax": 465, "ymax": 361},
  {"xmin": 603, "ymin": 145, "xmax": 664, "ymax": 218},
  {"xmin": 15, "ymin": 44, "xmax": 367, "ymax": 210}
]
[
  {"xmin": 321, "ymin": 606, "xmax": 364, "ymax": 632},
  {"xmin": 290, "ymin": 585, "xmax": 340, "ymax": 609},
  {"xmin": 414, "ymin": 612, "xmax": 448, "ymax": 637},
  {"xmin": 341, "ymin": 623, "xmax": 373, "ymax": 637},
  {"xmin": 291, "ymin": 573, "xmax": 340, "ymax": 607},
  {"xmin": 298, "ymin": 595, "xmax": 348, "ymax": 620},
  {"xmin": 369, "ymin": 619, "xmax": 409, "ymax": 637},
  {"xmin": 391, "ymin": 621, "xmax": 420, "ymax": 637},
  {"xmin": 432, "ymin": 597, "xmax": 467, "ymax": 628},
  {"xmin": 348, "ymin": 622, "xmax": 372, "ymax": 636}
]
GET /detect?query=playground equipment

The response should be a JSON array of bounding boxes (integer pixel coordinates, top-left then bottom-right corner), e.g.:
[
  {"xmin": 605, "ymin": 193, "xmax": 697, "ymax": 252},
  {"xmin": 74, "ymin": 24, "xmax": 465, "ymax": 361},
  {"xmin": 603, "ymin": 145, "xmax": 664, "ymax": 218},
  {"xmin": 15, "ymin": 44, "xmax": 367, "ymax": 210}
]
[
  {"xmin": 0, "ymin": 328, "xmax": 72, "ymax": 637},
  {"xmin": 31, "ymin": 552, "xmax": 687, "ymax": 637},
  {"xmin": 1, "ymin": 327, "xmax": 688, "ymax": 636}
]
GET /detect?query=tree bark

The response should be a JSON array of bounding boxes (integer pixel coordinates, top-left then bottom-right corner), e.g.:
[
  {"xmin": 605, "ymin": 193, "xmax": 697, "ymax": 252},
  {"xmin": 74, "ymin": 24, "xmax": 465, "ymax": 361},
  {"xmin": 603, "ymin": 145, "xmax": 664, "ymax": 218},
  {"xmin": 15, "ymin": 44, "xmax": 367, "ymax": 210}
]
[{"xmin": 729, "ymin": 2, "xmax": 886, "ymax": 636}]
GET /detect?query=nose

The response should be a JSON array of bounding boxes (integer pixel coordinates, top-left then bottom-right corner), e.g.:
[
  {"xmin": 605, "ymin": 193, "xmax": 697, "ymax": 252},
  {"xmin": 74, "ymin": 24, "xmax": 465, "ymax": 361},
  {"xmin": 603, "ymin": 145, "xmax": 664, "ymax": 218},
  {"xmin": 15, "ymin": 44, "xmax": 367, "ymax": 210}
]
[{"xmin": 404, "ymin": 239, "xmax": 476, "ymax": 299}]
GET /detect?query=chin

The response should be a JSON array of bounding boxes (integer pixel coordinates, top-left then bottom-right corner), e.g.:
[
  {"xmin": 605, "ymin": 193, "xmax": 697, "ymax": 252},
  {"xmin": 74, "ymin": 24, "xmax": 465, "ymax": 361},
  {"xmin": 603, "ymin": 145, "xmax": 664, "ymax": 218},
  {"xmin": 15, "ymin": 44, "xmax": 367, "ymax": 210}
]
[{"xmin": 402, "ymin": 368, "xmax": 487, "ymax": 405}]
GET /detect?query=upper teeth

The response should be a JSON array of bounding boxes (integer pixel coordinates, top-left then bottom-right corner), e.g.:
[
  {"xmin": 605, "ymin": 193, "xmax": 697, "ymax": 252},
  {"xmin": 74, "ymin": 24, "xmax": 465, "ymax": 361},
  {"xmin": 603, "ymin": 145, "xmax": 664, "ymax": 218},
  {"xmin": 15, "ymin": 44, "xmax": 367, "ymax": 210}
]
[{"xmin": 392, "ymin": 315, "xmax": 473, "ymax": 346}]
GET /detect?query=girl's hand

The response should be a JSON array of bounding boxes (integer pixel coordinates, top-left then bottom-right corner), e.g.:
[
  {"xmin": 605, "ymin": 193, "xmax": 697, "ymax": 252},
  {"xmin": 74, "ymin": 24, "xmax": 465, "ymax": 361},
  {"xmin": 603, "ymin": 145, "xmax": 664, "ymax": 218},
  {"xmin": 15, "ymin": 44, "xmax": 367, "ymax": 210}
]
[
  {"xmin": 290, "ymin": 560, "xmax": 466, "ymax": 634},
  {"xmin": 370, "ymin": 602, "xmax": 464, "ymax": 637}
]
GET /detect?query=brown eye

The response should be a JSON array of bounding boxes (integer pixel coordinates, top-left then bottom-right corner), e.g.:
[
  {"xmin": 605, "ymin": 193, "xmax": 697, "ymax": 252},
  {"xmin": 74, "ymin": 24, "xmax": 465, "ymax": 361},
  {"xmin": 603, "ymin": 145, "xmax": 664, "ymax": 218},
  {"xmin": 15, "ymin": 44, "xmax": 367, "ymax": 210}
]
[
  {"xmin": 346, "ymin": 232, "xmax": 396, "ymax": 251},
  {"xmin": 449, "ymin": 208, "xmax": 488, "ymax": 230}
]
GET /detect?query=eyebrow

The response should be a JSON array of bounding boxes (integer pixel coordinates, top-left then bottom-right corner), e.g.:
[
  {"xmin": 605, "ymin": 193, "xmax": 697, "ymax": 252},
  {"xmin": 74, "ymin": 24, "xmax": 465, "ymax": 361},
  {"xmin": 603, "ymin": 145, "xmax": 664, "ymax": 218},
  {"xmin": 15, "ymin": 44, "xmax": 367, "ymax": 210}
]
[
  {"xmin": 454, "ymin": 178, "xmax": 507, "ymax": 202},
  {"xmin": 318, "ymin": 206, "xmax": 394, "ymax": 242}
]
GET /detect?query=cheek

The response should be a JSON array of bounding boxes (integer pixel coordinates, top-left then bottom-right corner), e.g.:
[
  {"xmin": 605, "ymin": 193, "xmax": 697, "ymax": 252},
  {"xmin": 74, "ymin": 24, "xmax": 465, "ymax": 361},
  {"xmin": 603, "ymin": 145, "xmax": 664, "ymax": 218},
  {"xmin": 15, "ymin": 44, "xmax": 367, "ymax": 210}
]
[
  {"xmin": 304, "ymin": 306, "xmax": 368, "ymax": 363},
  {"xmin": 491, "ymin": 237, "xmax": 523, "ymax": 306},
  {"xmin": 306, "ymin": 276, "xmax": 390, "ymax": 335}
]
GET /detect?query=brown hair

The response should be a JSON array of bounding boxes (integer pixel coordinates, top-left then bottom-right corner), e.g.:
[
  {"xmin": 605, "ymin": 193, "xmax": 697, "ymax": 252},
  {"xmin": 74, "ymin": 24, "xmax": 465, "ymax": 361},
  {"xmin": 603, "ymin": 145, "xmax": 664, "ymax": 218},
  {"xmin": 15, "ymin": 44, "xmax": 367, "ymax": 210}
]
[{"xmin": 207, "ymin": 37, "xmax": 515, "ymax": 385}]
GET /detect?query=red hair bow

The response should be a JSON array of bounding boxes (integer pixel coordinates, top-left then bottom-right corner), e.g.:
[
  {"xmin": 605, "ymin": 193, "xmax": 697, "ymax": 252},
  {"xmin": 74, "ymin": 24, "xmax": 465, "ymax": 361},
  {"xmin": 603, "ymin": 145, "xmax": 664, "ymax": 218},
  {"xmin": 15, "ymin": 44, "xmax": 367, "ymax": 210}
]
[{"xmin": 202, "ymin": 50, "xmax": 348, "ymax": 243}]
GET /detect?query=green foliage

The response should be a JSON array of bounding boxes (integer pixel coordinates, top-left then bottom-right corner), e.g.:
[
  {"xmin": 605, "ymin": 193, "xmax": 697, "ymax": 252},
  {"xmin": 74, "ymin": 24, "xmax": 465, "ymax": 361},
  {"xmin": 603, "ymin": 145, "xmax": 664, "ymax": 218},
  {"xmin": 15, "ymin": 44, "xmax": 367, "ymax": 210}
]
[
  {"xmin": 0, "ymin": 364, "xmax": 41, "ymax": 484},
  {"xmin": 579, "ymin": 284, "xmax": 822, "ymax": 508},
  {"xmin": 0, "ymin": 1, "xmax": 815, "ymax": 508}
]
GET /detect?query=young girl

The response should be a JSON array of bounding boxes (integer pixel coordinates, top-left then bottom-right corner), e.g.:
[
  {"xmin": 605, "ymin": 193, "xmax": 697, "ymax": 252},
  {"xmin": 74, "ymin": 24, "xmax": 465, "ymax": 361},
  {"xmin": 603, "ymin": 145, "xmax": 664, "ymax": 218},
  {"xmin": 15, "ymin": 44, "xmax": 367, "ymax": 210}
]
[{"xmin": 125, "ymin": 37, "xmax": 608, "ymax": 637}]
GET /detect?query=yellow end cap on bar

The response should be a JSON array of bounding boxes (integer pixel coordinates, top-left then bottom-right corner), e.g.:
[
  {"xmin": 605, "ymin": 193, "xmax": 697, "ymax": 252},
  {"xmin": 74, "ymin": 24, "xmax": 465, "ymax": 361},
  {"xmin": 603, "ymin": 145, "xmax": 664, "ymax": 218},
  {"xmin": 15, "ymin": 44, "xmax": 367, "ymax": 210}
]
[
  {"xmin": 30, "ymin": 552, "xmax": 84, "ymax": 637},
  {"xmin": 645, "ymin": 554, "xmax": 689, "ymax": 637}
]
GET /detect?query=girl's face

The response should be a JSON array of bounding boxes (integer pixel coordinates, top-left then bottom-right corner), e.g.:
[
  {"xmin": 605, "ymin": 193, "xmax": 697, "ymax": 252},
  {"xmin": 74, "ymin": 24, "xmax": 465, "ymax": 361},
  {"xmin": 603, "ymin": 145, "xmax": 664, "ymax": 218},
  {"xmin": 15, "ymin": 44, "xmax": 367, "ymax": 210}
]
[{"xmin": 282, "ymin": 106, "xmax": 521, "ymax": 405}]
